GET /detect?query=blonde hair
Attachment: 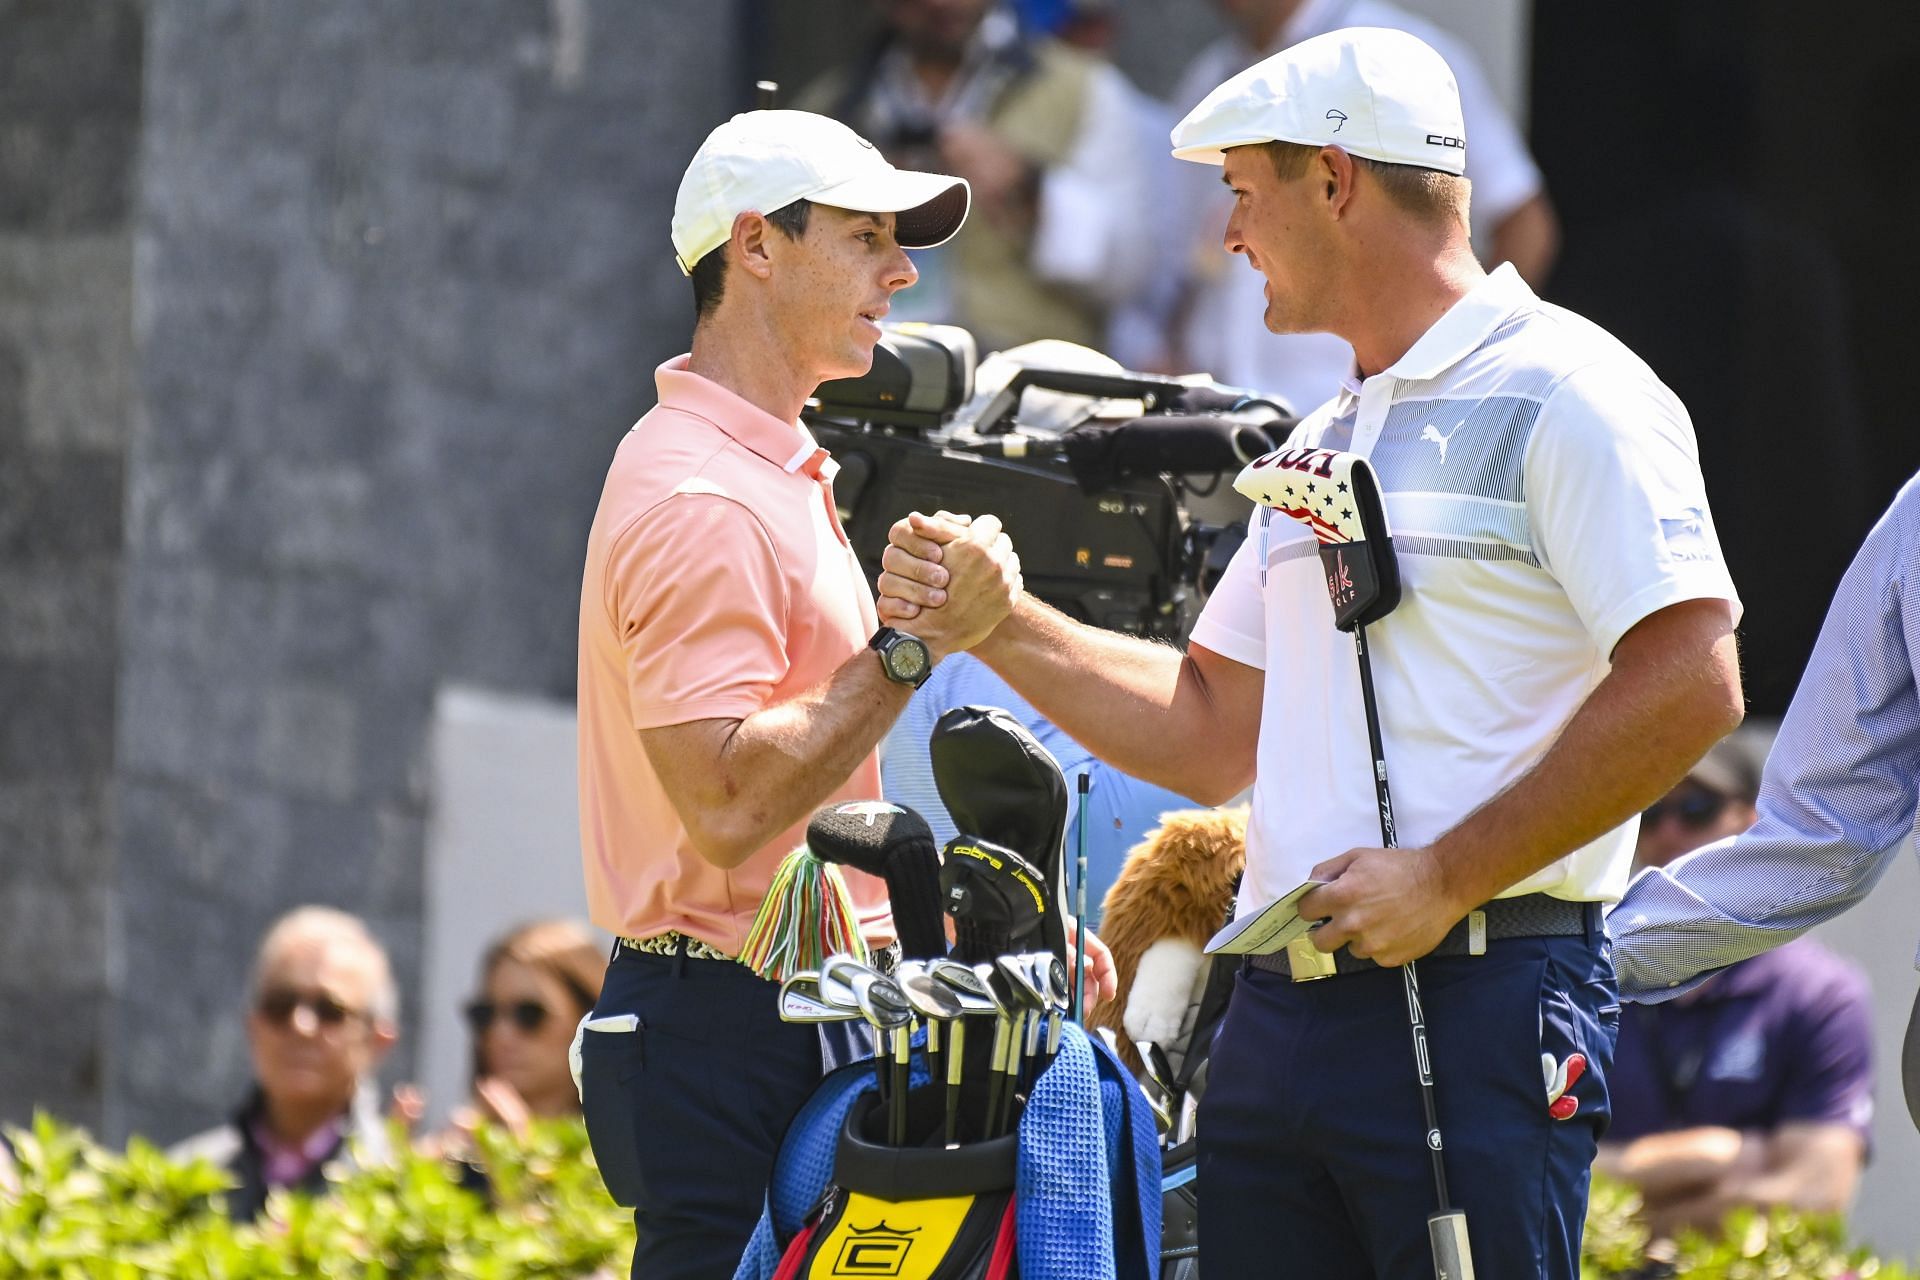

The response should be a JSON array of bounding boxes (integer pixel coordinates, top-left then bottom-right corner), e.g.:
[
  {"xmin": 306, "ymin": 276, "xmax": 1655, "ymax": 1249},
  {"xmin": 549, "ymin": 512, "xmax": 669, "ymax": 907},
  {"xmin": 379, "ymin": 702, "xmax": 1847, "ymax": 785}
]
[{"xmin": 1258, "ymin": 139, "xmax": 1469, "ymax": 227}]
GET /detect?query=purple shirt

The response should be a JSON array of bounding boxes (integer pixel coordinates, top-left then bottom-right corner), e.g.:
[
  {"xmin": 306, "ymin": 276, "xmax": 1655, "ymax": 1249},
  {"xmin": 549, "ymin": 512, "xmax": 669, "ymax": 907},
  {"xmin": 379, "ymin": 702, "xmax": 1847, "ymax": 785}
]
[{"xmin": 1607, "ymin": 936, "xmax": 1874, "ymax": 1143}]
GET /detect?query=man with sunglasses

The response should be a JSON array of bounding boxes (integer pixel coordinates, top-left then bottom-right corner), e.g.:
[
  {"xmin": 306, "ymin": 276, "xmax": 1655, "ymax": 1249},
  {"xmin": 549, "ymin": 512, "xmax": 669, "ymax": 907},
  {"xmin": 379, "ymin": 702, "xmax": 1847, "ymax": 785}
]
[
  {"xmin": 1601, "ymin": 736, "xmax": 1874, "ymax": 1241},
  {"xmin": 170, "ymin": 906, "xmax": 399, "ymax": 1221}
]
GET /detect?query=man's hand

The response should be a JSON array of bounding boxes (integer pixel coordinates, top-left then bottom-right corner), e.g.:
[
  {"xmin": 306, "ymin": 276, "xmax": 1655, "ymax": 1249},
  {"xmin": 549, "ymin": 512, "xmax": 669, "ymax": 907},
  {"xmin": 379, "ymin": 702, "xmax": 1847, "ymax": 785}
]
[
  {"xmin": 1297, "ymin": 846, "xmax": 1471, "ymax": 968},
  {"xmin": 1066, "ymin": 916, "xmax": 1118, "ymax": 1011},
  {"xmin": 938, "ymin": 122, "xmax": 1036, "ymax": 232},
  {"xmin": 877, "ymin": 511, "xmax": 1019, "ymax": 659},
  {"xmin": 877, "ymin": 510, "xmax": 968, "ymax": 625}
]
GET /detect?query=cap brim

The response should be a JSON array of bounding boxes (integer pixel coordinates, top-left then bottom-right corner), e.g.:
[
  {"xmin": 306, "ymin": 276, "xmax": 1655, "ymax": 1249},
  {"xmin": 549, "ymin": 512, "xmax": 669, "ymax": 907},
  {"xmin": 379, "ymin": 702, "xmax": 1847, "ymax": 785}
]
[
  {"xmin": 1170, "ymin": 130, "xmax": 1279, "ymax": 166},
  {"xmin": 809, "ymin": 170, "xmax": 971, "ymax": 248}
]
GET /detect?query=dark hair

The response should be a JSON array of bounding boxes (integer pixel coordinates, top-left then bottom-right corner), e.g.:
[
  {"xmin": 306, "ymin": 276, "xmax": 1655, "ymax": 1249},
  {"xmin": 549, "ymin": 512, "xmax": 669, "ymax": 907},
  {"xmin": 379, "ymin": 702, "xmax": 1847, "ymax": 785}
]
[
  {"xmin": 690, "ymin": 198, "xmax": 815, "ymax": 318},
  {"xmin": 1257, "ymin": 140, "xmax": 1468, "ymax": 226}
]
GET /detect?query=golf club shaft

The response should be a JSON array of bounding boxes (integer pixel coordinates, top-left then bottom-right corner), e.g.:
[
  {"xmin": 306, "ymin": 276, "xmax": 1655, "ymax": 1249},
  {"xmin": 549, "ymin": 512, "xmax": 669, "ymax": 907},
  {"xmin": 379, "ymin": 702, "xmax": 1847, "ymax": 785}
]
[
  {"xmin": 1074, "ymin": 772, "xmax": 1089, "ymax": 1023},
  {"xmin": 1356, "ymin": 623, "xmax": 1453, "ymax": 1213}
]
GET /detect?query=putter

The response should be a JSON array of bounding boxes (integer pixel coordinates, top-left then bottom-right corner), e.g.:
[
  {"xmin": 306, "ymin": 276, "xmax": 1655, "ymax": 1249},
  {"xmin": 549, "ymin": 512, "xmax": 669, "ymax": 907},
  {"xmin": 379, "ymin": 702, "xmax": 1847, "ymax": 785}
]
[{"xmin": 1237, "ymin": 445, "xmax": 1473, "ymax": 1280}]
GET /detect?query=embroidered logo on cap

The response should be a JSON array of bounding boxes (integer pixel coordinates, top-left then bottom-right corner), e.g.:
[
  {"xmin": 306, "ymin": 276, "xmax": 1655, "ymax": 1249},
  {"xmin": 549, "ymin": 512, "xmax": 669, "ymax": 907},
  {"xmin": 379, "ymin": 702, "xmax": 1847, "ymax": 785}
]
[{"xmin": 1325, "ymin": 108, "xmax": 1349, "ymax": 133}]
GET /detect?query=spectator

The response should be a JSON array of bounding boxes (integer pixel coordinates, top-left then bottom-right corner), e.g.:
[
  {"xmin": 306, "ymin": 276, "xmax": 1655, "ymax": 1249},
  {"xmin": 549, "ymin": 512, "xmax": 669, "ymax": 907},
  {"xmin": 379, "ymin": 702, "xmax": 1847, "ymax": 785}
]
[
  {"xmin": 1149, "ymin": 0, "xmax": 1558, "ymax": 410},
  {"xmin": 457, "ymin": 920, "xmax": 605, "ymax": 1136},
  {"xmin": 1600, "ymin": 738, "xmax": 1874, "ymax": 1239},
  {"xmin": 169, "ymin": 906, "xmax": 398, "ymax": 1221},
  {"xmin": 882, "ymin": 653, "xmax": 1203, "ymax": 926},
  {"xmin": 798, "ymin": 0, "xmax": 1155, "ymax": 353}
]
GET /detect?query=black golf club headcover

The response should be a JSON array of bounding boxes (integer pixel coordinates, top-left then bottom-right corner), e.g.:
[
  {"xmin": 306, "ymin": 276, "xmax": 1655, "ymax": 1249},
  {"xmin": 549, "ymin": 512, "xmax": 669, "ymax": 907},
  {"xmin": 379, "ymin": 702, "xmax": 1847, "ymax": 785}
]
[
  {"xmin": 939, "ymin": 833, "xmax": 1047, "ymax": 964},
  {"xmin": 929, "ymin": 706, "xmax": 1070, "ymax": 962},
  {"xmin": 806, "ymin": 801, "xmax": 947, "ymax": 960}
]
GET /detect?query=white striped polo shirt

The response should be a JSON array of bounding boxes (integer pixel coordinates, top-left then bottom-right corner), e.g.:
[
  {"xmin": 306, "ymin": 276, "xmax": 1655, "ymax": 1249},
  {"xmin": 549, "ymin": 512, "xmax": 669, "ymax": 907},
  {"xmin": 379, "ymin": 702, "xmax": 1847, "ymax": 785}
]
[{"xmin": 1191, "ymin": 264, "xmax": 1742, "ymax": 913}]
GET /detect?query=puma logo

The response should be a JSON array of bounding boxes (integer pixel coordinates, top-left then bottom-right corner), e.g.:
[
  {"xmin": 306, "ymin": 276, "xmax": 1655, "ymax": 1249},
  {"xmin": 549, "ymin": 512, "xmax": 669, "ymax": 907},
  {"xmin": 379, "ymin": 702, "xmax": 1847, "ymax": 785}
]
[
  {"xmin": 1420, "ymin": 422, "xmax": 1464, "ymax": 464},
  {"xmin": 1325, "ymin": 108, "xmax": 1349, "ymax": 134}
]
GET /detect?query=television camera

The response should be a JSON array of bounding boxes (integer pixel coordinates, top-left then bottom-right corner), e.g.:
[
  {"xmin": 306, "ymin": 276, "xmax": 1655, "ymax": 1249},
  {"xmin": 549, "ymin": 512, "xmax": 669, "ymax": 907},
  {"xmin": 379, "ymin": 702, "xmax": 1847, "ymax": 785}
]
[{"xmin": 805, "ymin": 324, "xmax": 1295, "ymax": 641}]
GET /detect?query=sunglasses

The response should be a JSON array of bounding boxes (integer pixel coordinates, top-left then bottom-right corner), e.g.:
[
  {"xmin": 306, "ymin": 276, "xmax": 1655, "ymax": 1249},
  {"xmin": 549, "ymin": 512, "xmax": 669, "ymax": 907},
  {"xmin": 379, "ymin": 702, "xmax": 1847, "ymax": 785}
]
[
  {"xmin": 464, "ymin": 999, "xmax": 551, "ymax": 1035},
  {"xmin": 256, "ymin": 988, "xmax": 363, "ymax": 1028},
  {"xmin": 1642, "ymin": 784, "xmax": 1734, "ymax": 831}
]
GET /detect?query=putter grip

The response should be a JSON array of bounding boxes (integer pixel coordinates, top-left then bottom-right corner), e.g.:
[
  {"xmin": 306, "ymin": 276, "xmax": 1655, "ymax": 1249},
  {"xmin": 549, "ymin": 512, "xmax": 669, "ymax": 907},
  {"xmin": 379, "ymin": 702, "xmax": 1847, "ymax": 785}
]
[{"xmin": 1426, "ymin": 1211, "xmax": 1473, "ymax": 1280}]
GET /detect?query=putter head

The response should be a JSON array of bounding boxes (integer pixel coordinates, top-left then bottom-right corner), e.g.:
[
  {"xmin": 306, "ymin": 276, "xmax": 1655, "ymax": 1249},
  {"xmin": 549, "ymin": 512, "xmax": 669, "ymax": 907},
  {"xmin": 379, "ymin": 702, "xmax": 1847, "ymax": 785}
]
[{"xmin": 1234, "ymin": 445, "xmax": 1401, "ymax": 631}]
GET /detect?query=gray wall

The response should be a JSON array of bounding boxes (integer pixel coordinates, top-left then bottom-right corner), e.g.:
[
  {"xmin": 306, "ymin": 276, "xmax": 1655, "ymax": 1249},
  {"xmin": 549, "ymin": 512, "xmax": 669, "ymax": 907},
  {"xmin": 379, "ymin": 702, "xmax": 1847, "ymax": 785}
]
[
  {"xmin": 0, "ymin": 0, "xmax": 144, "ymax": 1133},
  {"xmin": 5, "ymin": 0, "xmax": 740, "ymax": 1144}
]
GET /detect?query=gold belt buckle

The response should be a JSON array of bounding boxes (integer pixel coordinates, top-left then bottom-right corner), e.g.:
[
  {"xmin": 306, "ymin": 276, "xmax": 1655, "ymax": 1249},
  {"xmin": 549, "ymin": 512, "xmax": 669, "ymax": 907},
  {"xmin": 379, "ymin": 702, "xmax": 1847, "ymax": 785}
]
[{"xmin": 1286, "ymin": 935, "xmax": 1340, "ymax": 982}]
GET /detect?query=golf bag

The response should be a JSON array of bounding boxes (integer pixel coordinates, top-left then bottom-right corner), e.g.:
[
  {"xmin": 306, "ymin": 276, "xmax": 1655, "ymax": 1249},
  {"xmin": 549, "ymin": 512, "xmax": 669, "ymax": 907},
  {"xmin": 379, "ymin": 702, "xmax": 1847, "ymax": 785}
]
[{"xmin": 734, "ymin": 1022, "xmax": 1162, "ymax": 1280}]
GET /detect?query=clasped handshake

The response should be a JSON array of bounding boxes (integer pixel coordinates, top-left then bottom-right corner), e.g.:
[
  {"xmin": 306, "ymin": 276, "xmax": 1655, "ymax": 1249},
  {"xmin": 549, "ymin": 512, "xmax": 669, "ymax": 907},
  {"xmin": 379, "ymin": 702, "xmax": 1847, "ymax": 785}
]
[{"xmin": 876, "ymin": 510, "xmax": 1024, "ymax": 663}]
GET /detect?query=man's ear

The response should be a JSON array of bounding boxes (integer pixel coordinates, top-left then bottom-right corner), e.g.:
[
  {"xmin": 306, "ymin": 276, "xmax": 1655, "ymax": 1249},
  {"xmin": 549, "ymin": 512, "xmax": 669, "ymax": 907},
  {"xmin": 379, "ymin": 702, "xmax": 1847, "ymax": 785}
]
[
  {"xmin": 369, "ymin": 1018, "xmax": 399, "ymax": 1062},
  {"xmin": 731, "ymin": 210, "xmax": 776, "ymax": 281},
  {"xmin": 1319, "ymin": 147, "xmax": 1358, "ymax": 218}
]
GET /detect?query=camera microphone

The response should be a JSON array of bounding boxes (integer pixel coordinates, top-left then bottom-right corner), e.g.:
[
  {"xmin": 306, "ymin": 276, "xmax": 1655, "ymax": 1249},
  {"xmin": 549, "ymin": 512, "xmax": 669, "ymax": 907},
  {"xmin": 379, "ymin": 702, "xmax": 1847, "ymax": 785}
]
[{"xmin": 1099, "ymin": 415, "xmax": 1282, "ymax": 477}]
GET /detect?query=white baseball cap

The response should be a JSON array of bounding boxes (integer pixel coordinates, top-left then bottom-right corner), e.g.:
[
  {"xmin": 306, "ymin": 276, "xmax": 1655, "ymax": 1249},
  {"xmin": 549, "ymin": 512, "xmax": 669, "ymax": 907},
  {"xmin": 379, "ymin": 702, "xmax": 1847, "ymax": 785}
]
[
  {"xmin": 1170, "ymin": 27, "xmax": 1467, "ymax": 175},
  {"xmin": 671, "ymin": 110, "xmax": 971, "ymax": 275}
]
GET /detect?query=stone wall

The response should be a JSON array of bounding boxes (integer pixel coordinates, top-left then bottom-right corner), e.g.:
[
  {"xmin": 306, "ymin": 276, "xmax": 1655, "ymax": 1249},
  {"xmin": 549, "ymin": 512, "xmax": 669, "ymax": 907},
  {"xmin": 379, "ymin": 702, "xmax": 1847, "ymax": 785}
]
[
  {"xmin": 106, "ymin": 0, "xmax": 738, "ymax": 1142},
  {"xmin": 0, "ymin": 0, "xmax": 144, "ymax": 1133}
]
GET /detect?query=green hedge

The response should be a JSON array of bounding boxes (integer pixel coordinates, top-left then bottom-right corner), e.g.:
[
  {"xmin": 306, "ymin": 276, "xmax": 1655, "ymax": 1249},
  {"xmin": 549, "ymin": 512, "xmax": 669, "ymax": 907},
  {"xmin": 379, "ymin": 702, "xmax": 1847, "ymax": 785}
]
[
  {"xmin": 1, "ymin": 1114, "xmax": 1912, "ymax": 1278},
  {"xmin": 0, "ymin": 1113, "xmax": 632, "ymax": 1278}
]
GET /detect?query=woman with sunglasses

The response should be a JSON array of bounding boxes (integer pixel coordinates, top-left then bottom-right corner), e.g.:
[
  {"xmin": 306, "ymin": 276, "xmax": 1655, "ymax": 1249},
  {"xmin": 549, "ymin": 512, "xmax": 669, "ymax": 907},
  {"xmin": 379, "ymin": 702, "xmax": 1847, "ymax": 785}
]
[{"xmin": 453, "ymin": 919, "xmax": 606, "ymax": 1137}]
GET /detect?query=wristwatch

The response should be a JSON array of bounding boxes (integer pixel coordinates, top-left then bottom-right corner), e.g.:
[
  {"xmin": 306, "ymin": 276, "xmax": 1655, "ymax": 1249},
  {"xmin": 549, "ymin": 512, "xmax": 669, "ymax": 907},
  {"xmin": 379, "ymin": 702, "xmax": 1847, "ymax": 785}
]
[{"xmin": 869, "ymin": 627, "xmax": 932, "ymax": 688}]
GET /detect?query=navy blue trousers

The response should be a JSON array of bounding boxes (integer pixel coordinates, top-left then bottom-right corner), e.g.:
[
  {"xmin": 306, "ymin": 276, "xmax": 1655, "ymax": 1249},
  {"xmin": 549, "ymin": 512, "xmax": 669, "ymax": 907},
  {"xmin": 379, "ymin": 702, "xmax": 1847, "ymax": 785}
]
[
  {"xmin": 1197, "ymin": 931, "xmax": 1619, "ymax": 1278},
  {"xmin": 580, "ymin": 947, "xmax": 827, "ymax": 1280}
]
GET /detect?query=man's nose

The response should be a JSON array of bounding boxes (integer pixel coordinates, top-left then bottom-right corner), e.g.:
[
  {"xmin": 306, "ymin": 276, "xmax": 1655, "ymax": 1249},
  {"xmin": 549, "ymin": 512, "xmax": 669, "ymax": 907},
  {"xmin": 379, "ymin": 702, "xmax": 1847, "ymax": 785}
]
[
  {"xmin": 1222, "ymin": 211, "xmax": 1247, "ymax": 256},
  {"xmin": 888, "ymin": 246, "xmax": 918, "ymax": 290}
]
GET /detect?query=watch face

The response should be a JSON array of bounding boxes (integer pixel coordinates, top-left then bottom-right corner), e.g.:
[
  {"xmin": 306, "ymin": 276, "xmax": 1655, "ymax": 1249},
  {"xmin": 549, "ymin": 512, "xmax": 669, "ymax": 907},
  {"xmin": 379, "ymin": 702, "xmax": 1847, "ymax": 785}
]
[{"xmin": 888, "ymin": 638, "xmax": 929, "ymax": 683}]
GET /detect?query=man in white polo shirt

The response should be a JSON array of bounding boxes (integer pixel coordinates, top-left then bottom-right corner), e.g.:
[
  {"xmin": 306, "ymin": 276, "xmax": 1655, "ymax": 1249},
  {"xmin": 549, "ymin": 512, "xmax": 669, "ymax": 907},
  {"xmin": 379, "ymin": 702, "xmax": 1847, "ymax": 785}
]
[{"xmin": 878, "ymin": 28, "xmax": 1743, "ymax": 1276}]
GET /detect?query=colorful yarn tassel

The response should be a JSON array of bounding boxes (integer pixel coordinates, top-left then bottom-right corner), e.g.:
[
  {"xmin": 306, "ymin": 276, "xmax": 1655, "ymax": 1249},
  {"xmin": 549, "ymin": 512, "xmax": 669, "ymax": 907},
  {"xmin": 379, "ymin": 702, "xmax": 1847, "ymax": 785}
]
[{"xmin": 738, "ymin": 844, "xmax": 867, "ymax": 982}]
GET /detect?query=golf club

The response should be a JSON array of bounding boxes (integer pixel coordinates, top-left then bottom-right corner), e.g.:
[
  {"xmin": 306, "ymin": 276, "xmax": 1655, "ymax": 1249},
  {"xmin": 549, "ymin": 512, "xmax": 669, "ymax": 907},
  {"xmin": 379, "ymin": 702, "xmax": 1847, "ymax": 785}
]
[
  {"xmin": 1236, "ymin": 445, "xmax": 1473, "ymax": 1280},
  {"xmin": 941, "ymin": 834, "xmax": 1048, "ymax": 964},
  {"xmin": 996, "ymin": 954, "xmax": 1048, "ymax": 1119},
  {"xmin": 806, "ymin": 801, "xmax": 948, "ymax": 961},
  {"xmin": 974, "ymin": 961, "xmax": 1022, "ymax": 1139},
  {"xmin": 898, "ymin": 964, "xmax": 962, "ymax": 1107},
  {"xmin": 823, "ymin": 955, "xmax": 893, "ymax": 1107},
  {"xmin": 850, "ymin": 968, "xmax": 916, "ymax": 1145},
  {"xmin": 1074, "ymin": 772, "xmax": 1090, "ymax": 1022},
  {"xmin": 929, "ymin": 958, "xmax": 994, "ymax": 1144}
]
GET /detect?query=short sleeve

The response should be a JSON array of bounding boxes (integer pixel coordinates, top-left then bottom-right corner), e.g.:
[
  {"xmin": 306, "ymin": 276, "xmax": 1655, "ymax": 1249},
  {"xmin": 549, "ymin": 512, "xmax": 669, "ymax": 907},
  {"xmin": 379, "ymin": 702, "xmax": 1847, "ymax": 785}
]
[
  {"xmin": 1525, "ymin": 361, "xmax": 1743, "ymax": 657},
  {"xmin": 1778, "ymin": 964, "xmax": 1876, "ymax": 1136},
  {"xmin": 1188, "ymin": 510, "xmax": 1269, "ymax": 669},
  {"xmin": 604, "ymin": 492, "xmax": 792, "ymax": 730}
]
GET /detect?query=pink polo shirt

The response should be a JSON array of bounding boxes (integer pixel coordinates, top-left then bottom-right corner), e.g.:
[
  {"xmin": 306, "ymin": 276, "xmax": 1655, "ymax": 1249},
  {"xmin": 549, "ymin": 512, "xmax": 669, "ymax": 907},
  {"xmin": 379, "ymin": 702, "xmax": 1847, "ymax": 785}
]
[{"xmin": 577, "ymin": 356, "xmax": 890, "ymax": 952}]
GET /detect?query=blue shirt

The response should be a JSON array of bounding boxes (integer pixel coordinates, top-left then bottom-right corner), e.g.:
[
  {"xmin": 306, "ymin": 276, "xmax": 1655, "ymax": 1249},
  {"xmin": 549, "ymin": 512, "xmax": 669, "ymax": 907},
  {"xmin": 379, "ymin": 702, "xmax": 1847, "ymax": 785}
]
[
  {"xmin": 1611, "ymin": 471, "xmax": 1920, "ymax": 1000},
  {"xmin": 1607, "ymin": 937, "xmax": 1875, "ymax": 1143},
  {"xmin": 881, "ymin": 654, "xmax": 1204, "ymax": 926}
]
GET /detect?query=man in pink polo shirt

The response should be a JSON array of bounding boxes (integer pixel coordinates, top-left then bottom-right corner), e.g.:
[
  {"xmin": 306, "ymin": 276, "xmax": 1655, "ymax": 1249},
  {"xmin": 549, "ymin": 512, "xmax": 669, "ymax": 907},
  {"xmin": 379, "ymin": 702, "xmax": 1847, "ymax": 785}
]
[{"xmin": 574, "ymin": 109, "xmax": 1020, "ymax": 1279}]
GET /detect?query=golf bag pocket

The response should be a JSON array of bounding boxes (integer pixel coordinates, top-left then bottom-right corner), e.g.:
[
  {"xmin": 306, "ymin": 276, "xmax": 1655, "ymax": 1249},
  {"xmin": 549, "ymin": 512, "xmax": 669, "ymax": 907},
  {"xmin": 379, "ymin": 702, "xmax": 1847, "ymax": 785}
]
[
  {"xmin": 775, "ymin": 1092, "xmax": 1020, "ymax": 1280},
  {"xmin": 578, "ymin": 1015, "xmax": 645, "ymax": 1208}
]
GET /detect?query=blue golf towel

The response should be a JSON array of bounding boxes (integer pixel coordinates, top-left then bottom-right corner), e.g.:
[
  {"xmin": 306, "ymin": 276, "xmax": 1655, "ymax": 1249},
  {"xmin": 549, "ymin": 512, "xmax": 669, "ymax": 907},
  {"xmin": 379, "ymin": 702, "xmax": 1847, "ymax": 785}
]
[{"xmin": 734, "ymin": 1022, "xmax": 1160, "ymax": 1280}]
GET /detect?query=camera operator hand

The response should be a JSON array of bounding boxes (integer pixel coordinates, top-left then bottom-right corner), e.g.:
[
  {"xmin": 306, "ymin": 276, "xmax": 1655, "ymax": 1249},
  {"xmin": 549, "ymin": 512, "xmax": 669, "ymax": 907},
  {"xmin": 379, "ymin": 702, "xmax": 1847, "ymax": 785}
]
[
  {"xmin": 881, "ymin": 511, "xmax": 1021, "ymax": 662},
  {"xmin": 937, "ymin": 122, "xmax": 1037, "ymax": 235}
]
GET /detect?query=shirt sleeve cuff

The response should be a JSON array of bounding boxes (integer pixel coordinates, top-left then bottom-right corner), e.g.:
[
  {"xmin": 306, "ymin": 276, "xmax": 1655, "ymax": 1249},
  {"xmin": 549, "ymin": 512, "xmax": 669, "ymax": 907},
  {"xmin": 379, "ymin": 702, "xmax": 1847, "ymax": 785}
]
[
  {"xmin": 1590, "ymin": 574, "xmax": 1743, "ymax": 659},
  {"xmin": 631, "ymin": 694, "xmax": 772, "ymax": 732},
  {"xmin": 1187, "ymin": 616, "xmax": 1266, "ymax": 670}
]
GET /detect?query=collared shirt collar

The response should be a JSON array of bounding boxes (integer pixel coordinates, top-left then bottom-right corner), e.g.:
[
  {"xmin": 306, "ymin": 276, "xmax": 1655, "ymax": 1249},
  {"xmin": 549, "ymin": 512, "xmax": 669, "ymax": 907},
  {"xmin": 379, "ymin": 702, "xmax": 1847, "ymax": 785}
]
[
  {"xmin": 654, "ymin": 356, "xmax": 835, "ymax": 480},
  {"xmin": 1382, "ymin": 262, "xmax": 1534, "ymax": 384}
]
